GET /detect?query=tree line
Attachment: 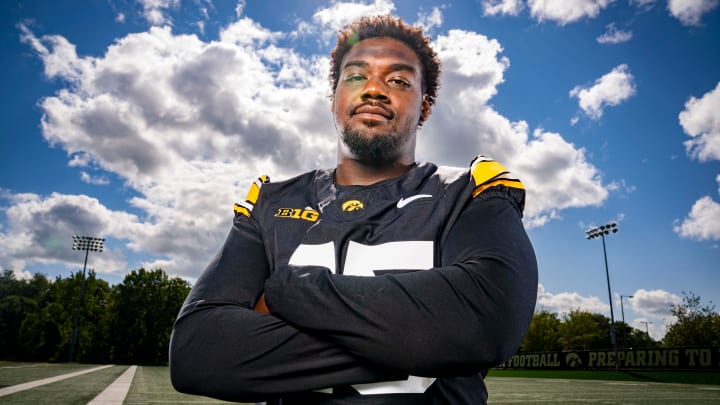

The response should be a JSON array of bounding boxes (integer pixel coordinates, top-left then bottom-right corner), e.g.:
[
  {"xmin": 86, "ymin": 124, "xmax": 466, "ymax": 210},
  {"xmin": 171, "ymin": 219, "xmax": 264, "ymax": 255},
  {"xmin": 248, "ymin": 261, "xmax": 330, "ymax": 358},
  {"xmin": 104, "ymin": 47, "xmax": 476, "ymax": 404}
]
[
  {"xmin": 1, "ymin": 268, "xmax": 718, "ymax": 364},
  {"xmin": 521, "ymin": 291, "xmax": 720, "ymax": 353},
  {"xmin": 0, "ymin": 268, "xmax": 190, "ymax": 364}
]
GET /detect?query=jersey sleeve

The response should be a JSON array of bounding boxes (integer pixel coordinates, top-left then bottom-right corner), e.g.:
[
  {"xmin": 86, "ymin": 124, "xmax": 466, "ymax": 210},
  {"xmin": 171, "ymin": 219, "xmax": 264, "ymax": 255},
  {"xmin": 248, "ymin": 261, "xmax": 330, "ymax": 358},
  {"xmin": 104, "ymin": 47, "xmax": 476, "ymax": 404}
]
[
  {"xmin": 263, "ymin": 160, "xmax": 538, "ymax": 377},
  {"xmin": 169, "ymin": 177, "xmax": 402, "ymax": 402}
]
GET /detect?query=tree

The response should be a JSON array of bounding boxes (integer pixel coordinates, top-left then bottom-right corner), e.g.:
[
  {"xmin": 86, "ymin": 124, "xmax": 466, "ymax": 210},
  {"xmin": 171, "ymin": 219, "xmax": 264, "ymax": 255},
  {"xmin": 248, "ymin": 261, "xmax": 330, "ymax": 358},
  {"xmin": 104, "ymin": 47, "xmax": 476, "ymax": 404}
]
[
  {"xmin": 664, "ymin": 292, "xmax": 720, "ymax": 347},
  {"xmin": 111, "ymin": 268, "xmax": 191, "ymax": 364},
  {"xmin": 0, "ymin": 271, "xmax": 51, "ymax": 359},
  {"xmin": 558, "ymin": 310, "xmax": 609, "ymax": 350},
  {"xmin": 521, "ymin": 310, "xmax": 562, "ymax": 352},
  {"xmin": 69, "ymin": 270, "xmax": 114, "ymax": 363}
]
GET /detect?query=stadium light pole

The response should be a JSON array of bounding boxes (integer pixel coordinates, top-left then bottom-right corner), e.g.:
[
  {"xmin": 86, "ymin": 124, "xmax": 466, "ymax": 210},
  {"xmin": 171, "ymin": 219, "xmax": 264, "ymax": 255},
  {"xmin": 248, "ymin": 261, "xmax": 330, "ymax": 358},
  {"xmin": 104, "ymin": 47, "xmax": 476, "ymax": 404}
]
[
  {"xmin": 69, "ymin": 235, "xmax": 104, "ymax": 363},
  {"xmin": 620, "ymin": 295, "xmax": 634, "ymax": 348},
  {"xmin": 585, "ymin": 222, "xmax": 619, "ymax": 369},
  {"xmin": 640, "ymin": 321, "xmax": 652, "ymax": 340}
]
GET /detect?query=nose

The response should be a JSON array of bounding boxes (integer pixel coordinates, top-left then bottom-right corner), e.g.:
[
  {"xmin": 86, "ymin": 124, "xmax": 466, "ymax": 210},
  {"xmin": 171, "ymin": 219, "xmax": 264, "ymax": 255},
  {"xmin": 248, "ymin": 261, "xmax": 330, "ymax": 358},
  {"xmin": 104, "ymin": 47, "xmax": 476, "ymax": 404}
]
[{"xmin": 360, "ymin": 76, "xmax": 389, "ymax": 102}]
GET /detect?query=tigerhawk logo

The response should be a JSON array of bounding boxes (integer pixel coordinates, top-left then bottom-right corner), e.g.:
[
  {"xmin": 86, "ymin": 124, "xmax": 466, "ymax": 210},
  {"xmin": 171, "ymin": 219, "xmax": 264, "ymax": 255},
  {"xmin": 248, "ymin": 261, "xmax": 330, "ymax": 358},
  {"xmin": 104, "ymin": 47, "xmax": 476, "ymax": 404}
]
[
  {"xmin": 341, "ymin": 200, "xmax": 364, "ymax": 212},
  {"xmin": 274, "ymin": 208, "xmax": 319, "ymax": 222}
]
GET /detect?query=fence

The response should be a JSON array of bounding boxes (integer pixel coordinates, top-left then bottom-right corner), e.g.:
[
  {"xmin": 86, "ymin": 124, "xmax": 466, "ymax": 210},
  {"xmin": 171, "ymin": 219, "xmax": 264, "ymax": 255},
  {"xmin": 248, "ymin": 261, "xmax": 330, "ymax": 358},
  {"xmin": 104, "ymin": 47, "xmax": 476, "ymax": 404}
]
[{"xmin": 497, "ymin": 347, "xmax": 720, "ymax": 370}]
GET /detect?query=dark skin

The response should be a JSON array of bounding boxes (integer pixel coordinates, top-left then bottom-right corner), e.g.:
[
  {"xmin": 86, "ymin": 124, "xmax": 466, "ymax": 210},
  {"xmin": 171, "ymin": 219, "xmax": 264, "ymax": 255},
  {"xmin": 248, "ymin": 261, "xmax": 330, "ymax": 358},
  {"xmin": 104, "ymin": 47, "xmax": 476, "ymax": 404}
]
[
  {"xmin": 332, "ymin": 36, "xmax": 431, "ymax": 186},
  {"xmin": 255, "ymin": 37, "xmax": 431, "ymax": 313}
]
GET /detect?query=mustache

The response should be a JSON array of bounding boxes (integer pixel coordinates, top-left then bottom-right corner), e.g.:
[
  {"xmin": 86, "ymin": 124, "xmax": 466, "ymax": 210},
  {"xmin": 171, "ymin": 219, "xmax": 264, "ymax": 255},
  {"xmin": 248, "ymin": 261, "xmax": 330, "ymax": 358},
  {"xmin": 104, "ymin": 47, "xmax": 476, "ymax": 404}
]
[{"xmin": 351, "ymin": 101, "xmax": 394, "ymax": 119}]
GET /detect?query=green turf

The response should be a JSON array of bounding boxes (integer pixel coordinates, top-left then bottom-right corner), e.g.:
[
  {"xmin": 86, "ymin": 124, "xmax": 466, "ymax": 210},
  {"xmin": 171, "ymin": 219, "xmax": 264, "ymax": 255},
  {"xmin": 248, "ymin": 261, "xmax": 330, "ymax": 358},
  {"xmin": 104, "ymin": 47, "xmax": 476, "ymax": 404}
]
[
  {"xmin": 3, "ymin": 362, "xmax": 720, "ymax": 404},
  {"xmin": 124, "ymin": 365, "xmax": 245, "ymax": 404},
  {"xmin": 485, "ymin": 376, "xmax": 720, "ymax": 404},
  {"xmin": 0, "ymin": 362, "xmax": 101, "ymax": 387},
  {"xmin": 488, "ymin": 369, "xmax": 720, "ymax": 385},
  {"xmin": 0, "ymin": 364, "xmax": 127, "ymax": 405}
]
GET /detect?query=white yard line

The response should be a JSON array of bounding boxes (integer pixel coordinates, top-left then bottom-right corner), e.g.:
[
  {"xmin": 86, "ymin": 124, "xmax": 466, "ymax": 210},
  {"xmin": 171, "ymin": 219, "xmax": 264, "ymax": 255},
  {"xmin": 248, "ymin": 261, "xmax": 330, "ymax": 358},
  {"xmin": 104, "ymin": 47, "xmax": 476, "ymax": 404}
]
[
  {"xmin": 87, "ymin": 365, "xmax": 137, "ymax": 405},
  {"xmin": 0, "ymin": 364, "xmax": 113, "ymax": 397}
]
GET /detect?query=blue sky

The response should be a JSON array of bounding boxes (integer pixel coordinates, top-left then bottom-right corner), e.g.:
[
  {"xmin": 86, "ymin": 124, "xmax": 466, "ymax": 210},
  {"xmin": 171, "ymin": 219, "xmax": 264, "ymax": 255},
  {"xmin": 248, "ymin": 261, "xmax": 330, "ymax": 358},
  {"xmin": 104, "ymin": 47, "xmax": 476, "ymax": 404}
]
[{"xmin": 1, "ymin": 0, "xmax": 719, "ymax": 340}]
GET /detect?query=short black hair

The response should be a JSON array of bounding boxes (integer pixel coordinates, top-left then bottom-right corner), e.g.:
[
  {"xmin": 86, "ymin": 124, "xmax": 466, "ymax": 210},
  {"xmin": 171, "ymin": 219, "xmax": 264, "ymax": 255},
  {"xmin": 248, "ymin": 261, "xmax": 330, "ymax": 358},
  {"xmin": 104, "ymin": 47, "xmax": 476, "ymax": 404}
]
[{"xmin": 329, "ymin": 14, "xmax": 441, "ymax": 107}]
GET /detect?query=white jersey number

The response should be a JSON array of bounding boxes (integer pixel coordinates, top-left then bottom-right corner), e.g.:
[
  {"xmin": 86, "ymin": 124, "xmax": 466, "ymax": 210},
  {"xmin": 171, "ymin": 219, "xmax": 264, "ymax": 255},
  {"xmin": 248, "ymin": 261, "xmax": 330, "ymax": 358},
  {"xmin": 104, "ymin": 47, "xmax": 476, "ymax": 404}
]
[{"xmin": 289, "ymin": 240, "xmax": 436, "ymax": 395}]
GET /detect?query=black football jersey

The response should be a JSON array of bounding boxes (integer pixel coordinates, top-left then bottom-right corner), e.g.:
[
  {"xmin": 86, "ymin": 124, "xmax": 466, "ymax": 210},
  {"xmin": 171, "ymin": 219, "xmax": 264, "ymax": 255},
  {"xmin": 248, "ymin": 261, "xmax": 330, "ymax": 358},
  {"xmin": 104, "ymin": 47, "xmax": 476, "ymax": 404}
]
[{"xmin": 170, "ymin": 156, "xmax": 538, "ymax": 404}]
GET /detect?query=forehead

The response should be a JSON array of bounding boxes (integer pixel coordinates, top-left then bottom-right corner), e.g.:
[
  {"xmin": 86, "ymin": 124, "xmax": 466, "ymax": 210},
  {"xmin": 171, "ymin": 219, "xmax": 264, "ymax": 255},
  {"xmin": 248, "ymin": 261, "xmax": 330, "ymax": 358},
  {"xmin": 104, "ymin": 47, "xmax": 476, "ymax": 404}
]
[{"xmin": 340, "ymin": 37, "xmax": 421, "ymax": 70}]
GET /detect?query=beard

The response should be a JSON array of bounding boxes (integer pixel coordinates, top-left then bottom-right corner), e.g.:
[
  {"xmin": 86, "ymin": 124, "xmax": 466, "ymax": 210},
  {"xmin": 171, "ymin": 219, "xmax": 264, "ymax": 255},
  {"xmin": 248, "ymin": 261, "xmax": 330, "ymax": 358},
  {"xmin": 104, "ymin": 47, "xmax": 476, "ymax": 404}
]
[{"xmin": 339, "ymin": 115, "xmax": 417, "ymax": 165}]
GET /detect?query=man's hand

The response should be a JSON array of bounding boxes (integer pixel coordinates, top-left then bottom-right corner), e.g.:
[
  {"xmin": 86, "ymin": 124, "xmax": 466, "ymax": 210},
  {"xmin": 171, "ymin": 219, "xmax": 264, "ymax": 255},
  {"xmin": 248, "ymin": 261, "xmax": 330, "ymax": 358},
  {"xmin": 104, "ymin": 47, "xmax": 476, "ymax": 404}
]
[{"xmin": 254, "ymin": 293, "xmax": 270, "ymax": 314}]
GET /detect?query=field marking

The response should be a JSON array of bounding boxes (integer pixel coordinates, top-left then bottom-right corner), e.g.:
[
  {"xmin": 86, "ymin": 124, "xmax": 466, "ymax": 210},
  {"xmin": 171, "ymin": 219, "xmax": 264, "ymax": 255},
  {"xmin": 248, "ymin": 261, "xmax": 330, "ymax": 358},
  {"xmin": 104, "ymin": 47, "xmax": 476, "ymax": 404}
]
[
  {"xmin": 87, "ymin": 365, "xmax": 137, "ymax": 405},
  {"xmin": 0, "ymin": 364, "xmax": 113, "ymax": 397},
  {"xmin": 0, "ymin": 364, "xmax": 60, "ymax": 369}
]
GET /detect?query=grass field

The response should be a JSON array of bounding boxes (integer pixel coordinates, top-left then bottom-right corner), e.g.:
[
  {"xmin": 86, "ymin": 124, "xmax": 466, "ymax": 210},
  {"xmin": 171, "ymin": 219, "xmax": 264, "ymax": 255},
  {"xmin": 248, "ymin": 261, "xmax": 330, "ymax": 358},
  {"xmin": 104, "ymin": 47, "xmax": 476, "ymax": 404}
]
[{"xmin": 1, "ymin": 362, "xmax": 719, "ymax": 404}]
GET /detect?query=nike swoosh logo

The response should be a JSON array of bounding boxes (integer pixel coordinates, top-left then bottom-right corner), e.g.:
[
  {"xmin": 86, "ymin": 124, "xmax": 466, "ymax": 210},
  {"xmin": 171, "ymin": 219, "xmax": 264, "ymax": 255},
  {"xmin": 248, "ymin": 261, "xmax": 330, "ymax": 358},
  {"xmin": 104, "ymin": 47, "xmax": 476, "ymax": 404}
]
[{"xmin": 396, "ymin": 194, "xmax": 433, "ymax": 209}]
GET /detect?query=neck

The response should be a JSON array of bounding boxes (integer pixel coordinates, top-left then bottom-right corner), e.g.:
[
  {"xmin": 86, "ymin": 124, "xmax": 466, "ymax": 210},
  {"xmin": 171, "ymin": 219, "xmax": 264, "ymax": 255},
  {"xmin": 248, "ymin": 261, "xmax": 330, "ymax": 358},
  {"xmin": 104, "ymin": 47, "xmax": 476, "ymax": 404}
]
[{"xmin": 335, "ymin": 158, "xmax": 414, "ymax": 186}]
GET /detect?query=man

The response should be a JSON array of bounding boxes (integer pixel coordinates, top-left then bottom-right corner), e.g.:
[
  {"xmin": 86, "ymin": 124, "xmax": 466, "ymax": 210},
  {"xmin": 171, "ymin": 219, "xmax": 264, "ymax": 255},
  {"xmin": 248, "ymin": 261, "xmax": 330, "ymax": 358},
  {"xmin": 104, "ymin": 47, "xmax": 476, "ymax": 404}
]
[{"xmin": 170, "ymin": 14, "xmax": 537, "ymax": 404}]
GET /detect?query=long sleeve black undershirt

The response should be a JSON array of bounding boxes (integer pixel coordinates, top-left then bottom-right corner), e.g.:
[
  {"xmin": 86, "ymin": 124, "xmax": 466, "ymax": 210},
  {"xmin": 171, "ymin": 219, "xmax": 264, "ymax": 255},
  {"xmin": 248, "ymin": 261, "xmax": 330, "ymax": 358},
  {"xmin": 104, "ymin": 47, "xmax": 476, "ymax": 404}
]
[
  {"xmin": 169, "ymin": 189, "xmax": 537, "ymax": 401},
  {"xmin": 264, "ymin": 190, "xmax": 537, "ymax": 377}
]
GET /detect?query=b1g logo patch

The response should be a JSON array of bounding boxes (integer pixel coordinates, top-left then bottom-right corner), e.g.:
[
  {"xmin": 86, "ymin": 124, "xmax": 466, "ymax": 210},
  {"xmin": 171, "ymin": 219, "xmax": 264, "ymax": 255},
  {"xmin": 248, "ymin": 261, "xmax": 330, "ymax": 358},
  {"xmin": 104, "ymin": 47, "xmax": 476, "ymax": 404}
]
[
  {"xmin": 274, "ymin": 208, "xmax": 319, "ymax": 222},
  {"xmin": 341, "ymin": 199, "xmax": 364, "ymax": 212}
]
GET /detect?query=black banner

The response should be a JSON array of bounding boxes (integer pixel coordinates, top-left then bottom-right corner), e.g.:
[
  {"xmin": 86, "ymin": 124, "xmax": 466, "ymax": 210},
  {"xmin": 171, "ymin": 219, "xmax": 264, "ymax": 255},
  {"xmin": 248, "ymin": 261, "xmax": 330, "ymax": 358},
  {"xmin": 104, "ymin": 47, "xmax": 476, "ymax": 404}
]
[{"xmin": 497, "ymin": 347, "xmax": 720, "ymax": 370}]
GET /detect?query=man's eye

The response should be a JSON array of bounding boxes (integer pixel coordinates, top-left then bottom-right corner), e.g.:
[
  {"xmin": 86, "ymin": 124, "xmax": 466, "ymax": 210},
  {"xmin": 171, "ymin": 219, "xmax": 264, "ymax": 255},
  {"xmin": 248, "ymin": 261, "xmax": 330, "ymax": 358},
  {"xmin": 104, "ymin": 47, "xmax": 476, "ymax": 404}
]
[
  {"xmin": 345, "ymin": 75, "xmax": 365, "ymax": 82},
  {"xmin": 390, "ymin": 78, "xmax": 410, "ymax": 87}
]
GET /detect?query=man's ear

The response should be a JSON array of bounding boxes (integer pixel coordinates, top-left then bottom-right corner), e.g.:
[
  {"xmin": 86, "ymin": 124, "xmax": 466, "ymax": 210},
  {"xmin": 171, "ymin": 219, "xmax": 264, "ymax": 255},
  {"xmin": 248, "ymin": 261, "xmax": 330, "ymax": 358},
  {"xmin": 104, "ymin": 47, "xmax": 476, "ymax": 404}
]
[{"xmin": 419, "ymin": 95, "xmax": 431, "ymax": 123}]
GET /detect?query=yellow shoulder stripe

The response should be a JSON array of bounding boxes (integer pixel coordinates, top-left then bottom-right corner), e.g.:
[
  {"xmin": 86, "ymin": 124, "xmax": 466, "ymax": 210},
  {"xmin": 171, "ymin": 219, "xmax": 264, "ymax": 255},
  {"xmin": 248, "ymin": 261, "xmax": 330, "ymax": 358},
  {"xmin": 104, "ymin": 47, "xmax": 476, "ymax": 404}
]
[
  {"xmin": 234, "ymin": 175, "xmax": 270, "ymax": 218},
  {"xmin": 470, "ymin": 155, "xmax": 524, "ymax": 198}
]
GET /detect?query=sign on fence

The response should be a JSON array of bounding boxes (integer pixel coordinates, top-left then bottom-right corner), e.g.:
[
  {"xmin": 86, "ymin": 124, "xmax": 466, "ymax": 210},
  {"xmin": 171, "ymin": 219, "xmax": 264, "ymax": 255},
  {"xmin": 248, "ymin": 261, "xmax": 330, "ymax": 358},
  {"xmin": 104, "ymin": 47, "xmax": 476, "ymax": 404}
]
[{"xmin": 497, "ymin": 347, "xmax": 720, "ymax": 370}]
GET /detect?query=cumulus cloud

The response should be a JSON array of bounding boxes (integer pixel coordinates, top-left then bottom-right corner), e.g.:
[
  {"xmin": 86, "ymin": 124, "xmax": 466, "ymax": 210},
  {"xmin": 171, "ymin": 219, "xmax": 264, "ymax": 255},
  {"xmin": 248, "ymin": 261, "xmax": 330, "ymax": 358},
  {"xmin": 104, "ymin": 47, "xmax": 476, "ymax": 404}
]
[
  {"xmin": 482, "ymin": 0, "xmax": 525, "ymax": 16},
  {"xmin": 537, "ymin": 284, "xmax": 609, "ymax": 315},
  {"xmin": 0, "ymin": 192, "xmax": 133, "ymax": 274},
  {"xmin": 674, "ymin": 192, "xmax": 720, "ymax": 241},
  {"xmin": 422, "ymin": 30, "xmax": 608, "ymax": 227},
  {"xmin": 527, "ymin": 0, "xmax": 614, "ymax": 25},
  {"xmin": 570, "ymin": 64, "xmax": 636, "ymax": 120},
  {"xmin": 676, "ymin": 82, "xmax": 720, "ymax": 241},
  {"xmin": 668, "ymin": 0, "xmax": 720, "ymax": 26},
  {"xmin": 311, "ymin": 0, "xmax": 396, "ymax": 43},
  {"xmin": 5, "ymin": 3, "xmax": 611, "ymax": 279},
  {"xmin": 596, "ymin": 23, "xmax": 632, "ymax": 44},
  {"xmin": 680, "ymin": 81, "xmax": 720, "ymax": 162},
  {"xmin": 630, "ymin": 288, "xmax": 682, "ymax": 318}
]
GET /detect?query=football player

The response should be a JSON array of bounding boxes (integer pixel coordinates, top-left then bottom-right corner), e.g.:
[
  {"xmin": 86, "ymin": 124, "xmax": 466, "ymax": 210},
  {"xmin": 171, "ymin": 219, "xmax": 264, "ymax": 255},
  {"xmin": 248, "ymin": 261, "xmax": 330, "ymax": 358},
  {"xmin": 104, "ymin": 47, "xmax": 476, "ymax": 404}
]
[{"xmin": 170, "ymin": 14, "xmax": 537, "ymax": 404}]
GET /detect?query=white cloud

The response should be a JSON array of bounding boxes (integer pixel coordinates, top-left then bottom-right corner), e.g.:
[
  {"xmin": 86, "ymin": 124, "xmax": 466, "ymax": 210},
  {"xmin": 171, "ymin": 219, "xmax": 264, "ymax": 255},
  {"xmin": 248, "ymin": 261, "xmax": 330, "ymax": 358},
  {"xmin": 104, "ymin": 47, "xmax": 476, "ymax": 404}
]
[
  {"xmin": 482, "ymin": 0, "xmax": 525, "ymax": 16},
  {"xmin": 311, "ymin": 0, "xmax": 397, "ymax": 43},
  {"xmin": 570, "ymin": 64, "xmax": 636, "ymax": 120},
  {"xmin": 630, "ymin": 288, "xmax": 682, "ymax": 318},
  {"xmin": 630, "ymin": 0, "xmax": 658, "ymax": 9},
  {"xmin": 423, "ymin": 30, "xmax": 609, "ymax": 227},
  {"xmin": 596, "ymin": 23, "xmax": 632, "ymax": 44},
  {"xmin": 0, "ymin": 192, "xmax": 133, "ymax": 275},
  {"xmin": 12, "ymin": 269, "xmax": 34, "ymax": 281},
  {"xmin": 416, "ymin": 7, "xmax": 444, "ymax": 32},
  {"xmin": 537, "ymin": 284, "xmax": 609, "ymax": 315},
  {"xmin": 632, "ymin": 317, "xmax": 666, "ymax": 341},
  {"xmin": 674, "ymin": 194, "xmax": 720, "ymax": 241},
  {"xmin": 680, "ymin": 81, "xmax": 720, "ymax": 162},
  {"xmin": 676, "ymin": 82, "xmax": 720, "ymax": 241},
  {"xmin": 13, "ymin": 21, "xmax": 335, "ymax": 278},
  {"xmin": 527, "ymin": 0, "xmax": 614, "ymax": 25},
  {"xmin": 235, "ymin": 0, "xmax": 247, "ymax": 18},
  {"xmin": 668, "ymin": 0, "xmax": 720, "ymax": 26},
  {"xmin": 80, "ymin": 171, "xmax": 110, "ymax": 185},
  {"xmin": 628, "ymin": 289, "xmax": 682, "ymax": 340},
  {"xmin": 137, "ymin": 0, "xmax": 179, "ymax": 26},
  {"xmin": 8, "ymin": 6, "xmax": 611, "ymax": 279}
]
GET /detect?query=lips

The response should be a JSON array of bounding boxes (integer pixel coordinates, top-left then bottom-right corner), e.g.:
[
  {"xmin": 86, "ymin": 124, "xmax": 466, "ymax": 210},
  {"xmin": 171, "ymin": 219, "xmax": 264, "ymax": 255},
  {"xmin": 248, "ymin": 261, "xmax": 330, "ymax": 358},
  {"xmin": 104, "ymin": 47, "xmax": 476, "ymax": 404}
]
[{"xmin": 352, "ymin": 103, "xmax": 394, "ymax": 119}]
